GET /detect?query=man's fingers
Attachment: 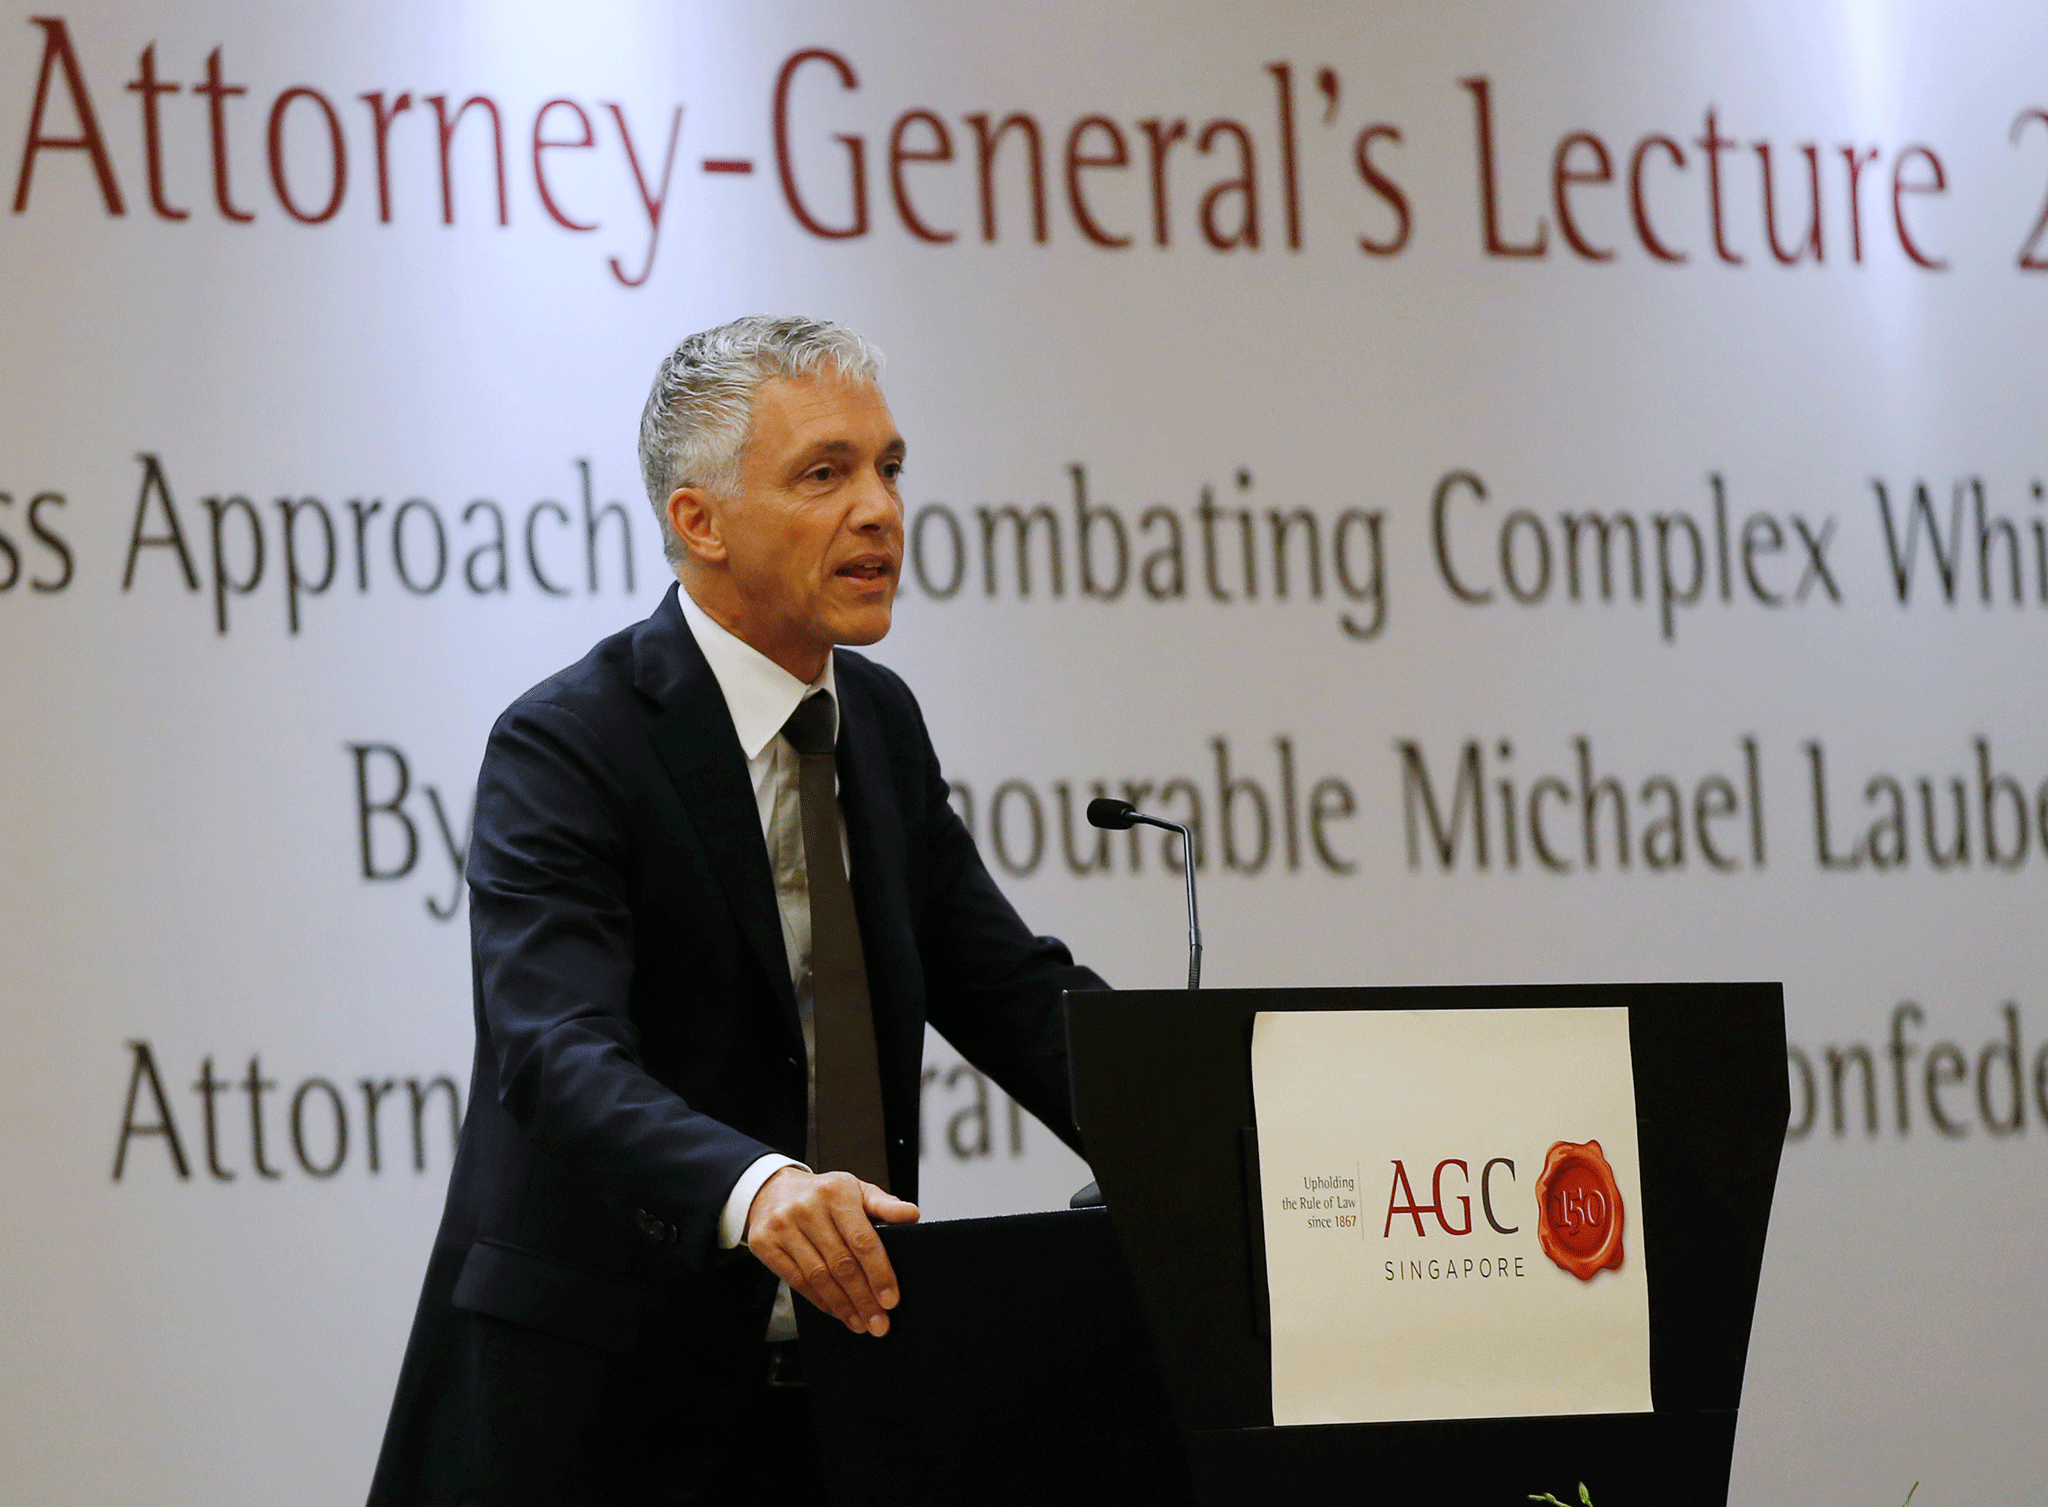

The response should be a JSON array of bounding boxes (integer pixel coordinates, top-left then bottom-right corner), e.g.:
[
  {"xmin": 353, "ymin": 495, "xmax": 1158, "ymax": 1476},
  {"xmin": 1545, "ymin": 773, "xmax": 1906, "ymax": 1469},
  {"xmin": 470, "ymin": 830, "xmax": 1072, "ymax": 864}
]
[
  {"xmin": 803, "ymin": 1218, "xmax": 888, "ymax": 1332},
  {"xmin": 861, "ymin": 1182, "xmax": 920, "ymax": 1225},
  {"xmin": 742, "ymin": 1170, "xmax": 908, "ymax": 1336},
  {"xmin": 790, "ymin": 1183, "xmax": 890, "ymax": 1333},
  {"xmin": 827, "ymin": 1196, "xmax": 901, "ymax": 1312},
  {"xmin": 757, "ymin": 1229, "xmax": 862, "ymax": 1329},
  {"xmin": 759, "ymin": 1231, "xmax": 858, "ymax": 1328}
]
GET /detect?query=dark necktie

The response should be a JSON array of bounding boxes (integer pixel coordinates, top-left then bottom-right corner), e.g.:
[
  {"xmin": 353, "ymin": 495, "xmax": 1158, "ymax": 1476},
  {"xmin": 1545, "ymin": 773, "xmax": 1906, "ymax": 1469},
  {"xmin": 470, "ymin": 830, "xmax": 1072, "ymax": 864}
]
[{"xmin": 780, "ymin": 690, "xmax": 891, "ymax": 1192}]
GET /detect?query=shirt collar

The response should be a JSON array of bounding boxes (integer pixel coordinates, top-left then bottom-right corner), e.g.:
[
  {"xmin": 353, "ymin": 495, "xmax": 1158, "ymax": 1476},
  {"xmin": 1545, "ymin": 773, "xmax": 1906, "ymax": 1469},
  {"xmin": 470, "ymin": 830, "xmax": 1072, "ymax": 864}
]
[{"xmin": 676, "ymin": 585, "xmax": 838, "ymax": 761}]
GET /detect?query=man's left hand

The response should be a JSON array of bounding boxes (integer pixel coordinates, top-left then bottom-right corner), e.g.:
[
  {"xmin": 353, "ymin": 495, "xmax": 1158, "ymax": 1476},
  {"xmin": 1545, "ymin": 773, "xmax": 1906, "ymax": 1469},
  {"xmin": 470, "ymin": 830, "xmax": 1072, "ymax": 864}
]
[{"xmin": 744, "ymin": 1167, "xmax": 920, "ymax": 1336}]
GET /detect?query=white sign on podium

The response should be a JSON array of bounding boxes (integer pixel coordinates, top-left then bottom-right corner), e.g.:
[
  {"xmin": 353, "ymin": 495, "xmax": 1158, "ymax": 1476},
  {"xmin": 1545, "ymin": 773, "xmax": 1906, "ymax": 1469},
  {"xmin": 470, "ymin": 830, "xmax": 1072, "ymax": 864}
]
[{"xmin": 1251, "ymin": 1007, "xmax": 1653, "ymax": 1427}]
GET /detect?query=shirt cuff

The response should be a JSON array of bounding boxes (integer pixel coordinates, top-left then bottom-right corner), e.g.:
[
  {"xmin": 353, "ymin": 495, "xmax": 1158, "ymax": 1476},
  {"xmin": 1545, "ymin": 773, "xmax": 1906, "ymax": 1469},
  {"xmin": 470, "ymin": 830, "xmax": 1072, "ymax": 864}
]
[{"xmin": 719, "ymin": 1154, "xmax": 808, "ymax": 1249}]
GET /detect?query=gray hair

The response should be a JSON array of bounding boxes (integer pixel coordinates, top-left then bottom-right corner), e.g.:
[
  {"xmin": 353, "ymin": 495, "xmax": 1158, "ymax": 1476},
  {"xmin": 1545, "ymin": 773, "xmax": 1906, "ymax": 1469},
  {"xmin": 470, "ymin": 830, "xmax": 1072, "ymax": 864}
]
[{"xmin": 637, "ymin": 314, "xmax": 884, "ymax": 564}]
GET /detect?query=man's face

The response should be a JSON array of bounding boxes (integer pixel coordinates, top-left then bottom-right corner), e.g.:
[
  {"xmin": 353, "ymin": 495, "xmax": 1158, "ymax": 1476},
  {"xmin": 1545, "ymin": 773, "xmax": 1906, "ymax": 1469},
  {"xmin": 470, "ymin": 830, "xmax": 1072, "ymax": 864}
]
[{"xmin": 674, "ymin": 371, "xmax": 906, "ymax": 678}]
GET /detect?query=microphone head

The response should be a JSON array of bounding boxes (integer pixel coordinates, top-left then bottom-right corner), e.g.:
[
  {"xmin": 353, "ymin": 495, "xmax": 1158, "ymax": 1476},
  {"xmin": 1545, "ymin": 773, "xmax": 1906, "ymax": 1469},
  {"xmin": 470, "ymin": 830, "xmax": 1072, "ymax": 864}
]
[{"xmin": 1087, "ymin": 797, "xmax": 1138, "ymax": 831}]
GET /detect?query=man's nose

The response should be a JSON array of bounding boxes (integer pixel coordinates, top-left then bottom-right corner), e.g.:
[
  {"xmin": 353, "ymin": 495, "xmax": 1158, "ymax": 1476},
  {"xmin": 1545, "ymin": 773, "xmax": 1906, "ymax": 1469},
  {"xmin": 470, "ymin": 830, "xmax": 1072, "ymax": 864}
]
[{"xmin": 849, "ymin": 469, "xmax": 903, "ymax": 532}]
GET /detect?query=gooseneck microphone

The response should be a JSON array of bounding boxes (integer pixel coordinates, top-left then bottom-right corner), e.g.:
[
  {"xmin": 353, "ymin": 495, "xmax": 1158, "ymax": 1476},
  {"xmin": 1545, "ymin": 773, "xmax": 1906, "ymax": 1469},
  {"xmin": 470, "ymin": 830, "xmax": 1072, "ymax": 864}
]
[
  {"xmin": 1087, "ymin": 797, "xmax": 1202, "ymax": 990},
  {"xmin": 1071, "ymin": 796, "xmax": 1204, "ymax": 1206}
]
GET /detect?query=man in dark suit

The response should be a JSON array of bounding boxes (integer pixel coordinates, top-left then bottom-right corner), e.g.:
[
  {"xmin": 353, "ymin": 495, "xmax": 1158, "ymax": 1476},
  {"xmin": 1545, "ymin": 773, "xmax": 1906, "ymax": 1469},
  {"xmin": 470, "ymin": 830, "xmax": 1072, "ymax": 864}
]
[{"xmin": 368, "ymin": 316, "xmax": 1104, "ymax": 1505}]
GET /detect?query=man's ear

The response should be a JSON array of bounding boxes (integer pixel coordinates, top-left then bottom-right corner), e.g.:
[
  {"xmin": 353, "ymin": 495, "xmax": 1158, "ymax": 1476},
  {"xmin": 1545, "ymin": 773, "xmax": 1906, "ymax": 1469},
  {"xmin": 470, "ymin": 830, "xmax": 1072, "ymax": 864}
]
[{"xmin": 668, "ymin": 486, "xmax": 728, "ymax": 566}]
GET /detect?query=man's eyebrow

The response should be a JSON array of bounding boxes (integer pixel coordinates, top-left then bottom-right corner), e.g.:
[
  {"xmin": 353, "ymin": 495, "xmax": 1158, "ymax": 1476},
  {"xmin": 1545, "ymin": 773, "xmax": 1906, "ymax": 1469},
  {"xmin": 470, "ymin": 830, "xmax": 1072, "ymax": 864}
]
[{"xmin": 789, "ymin": 435, "xmax": 907, "ymax": 470}]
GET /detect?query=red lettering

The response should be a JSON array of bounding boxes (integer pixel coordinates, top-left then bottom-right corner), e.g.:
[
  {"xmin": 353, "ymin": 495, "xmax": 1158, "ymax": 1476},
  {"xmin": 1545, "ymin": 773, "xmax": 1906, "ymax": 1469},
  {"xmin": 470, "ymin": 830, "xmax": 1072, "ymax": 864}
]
[
  {"xmin": 1552, "ymin": 131, "xmax": 1614, "ymax": 261},
  {"xmin": 1461, "ymin": 76, "xmax": 1544, "ymax": 258},
  {"xmin": 1138, "ymin": 117, "xmax": 1188, "ymax": 247},
  {"xmin": 124, "ymin": 43, "xmax": 184, "ymax": 220},
  {"xmin": 359, "ymin": 91, "xmax": 411, "ymax": 224},
  {"xmin": 773, "ymin": 48, "xmax": 866, "ymax": 240},
  {"xmin": 1064, "ymin": 115, "xmax": 1129, "ymax": 249},
  {"xmin": 888, "ymin": 109, "xmax": 954, "ymax": 243},
  {"xmin": 1891, "ymin": 143, "xmax": 1949, "ymax": 270},
  {"xmin": 1353, "ymin": 124, "xmax": 1410, "ymax": 256},
  {"xmin": 193, "ymin": 46, "xmax": 254, "ymax": 222},
  {"xmin": 604, "ymin": 103, "xmax": 683, "ymax": 288},
  {"xmin": 1628, "ymin": 135, "xmax": 1686, "ymax": 262},
  {"xmin": 268, "ymin": 86, "xmax": 346, "ymax": 224},
  {"xmin": 14, "ymin": 15, "xmax": 125, "ymax": 216},
  {"xmin": 1696, "ymin": 106, "xmax": 1739, "ymax": 263},
  {"xmin": 1756, "ymin": 140, "xmax": 1822, "ymax": 264},
  {"xmin": 1196, "ymin": 118, "xmax": 1257, "ymax": 251},
  {"xmin": 1431, "ymin": 1158, "xmax": 1473, "ymax": 1235},
  {"xmin": 425, "ymin": 93, "xmax": 507, "ymax": 226},
  {"xmin": 966, "ymin": 112, "xmax": 1047, "ymax": 244},
  {"xmin": 1383, "ymin": 1159, "xmax": 1434, "ymax": 1237},
  {"xmin": 2013, "ymin": 111, "xmax": 2048, "ymax": 272},
  {"xmin": 532, "ymin": 98, "xmax": 597, "ymax": 232},
  {"xmin": 1266, "ymin": 62, "xmax": 1301, "ymax": 251},
  {"xmin": 1840, "ymin": 143, "xmax": 1879, "ymax": 263}
]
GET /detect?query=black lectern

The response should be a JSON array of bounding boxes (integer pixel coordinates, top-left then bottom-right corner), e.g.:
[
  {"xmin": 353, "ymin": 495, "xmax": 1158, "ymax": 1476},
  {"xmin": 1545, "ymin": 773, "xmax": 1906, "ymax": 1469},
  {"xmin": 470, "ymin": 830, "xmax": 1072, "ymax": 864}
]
[{"xmin": 802, "ymin": 983, "xmax": 1786, "ymax": 1507}]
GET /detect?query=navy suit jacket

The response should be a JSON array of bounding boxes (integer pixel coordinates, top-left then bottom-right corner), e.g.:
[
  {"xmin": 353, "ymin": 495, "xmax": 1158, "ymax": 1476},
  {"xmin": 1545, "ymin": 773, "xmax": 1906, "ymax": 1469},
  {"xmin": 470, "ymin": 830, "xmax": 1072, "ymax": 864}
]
[{"xmin": 368, "ymin": 585, "xmax": 1102, "ymax": 1503}]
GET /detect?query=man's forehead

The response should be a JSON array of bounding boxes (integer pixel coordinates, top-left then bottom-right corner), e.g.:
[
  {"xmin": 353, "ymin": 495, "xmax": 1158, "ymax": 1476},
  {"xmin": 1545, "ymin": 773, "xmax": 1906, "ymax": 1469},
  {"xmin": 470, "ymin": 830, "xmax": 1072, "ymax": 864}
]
[{"xmin": 755, "ymin": 371, "xmax": 899, "ymax": 441}]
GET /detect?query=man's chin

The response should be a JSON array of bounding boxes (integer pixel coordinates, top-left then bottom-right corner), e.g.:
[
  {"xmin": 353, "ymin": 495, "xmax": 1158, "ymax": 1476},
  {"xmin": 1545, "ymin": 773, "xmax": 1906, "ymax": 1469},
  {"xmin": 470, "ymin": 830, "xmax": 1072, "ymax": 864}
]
[{"xmin": 829, "ymin": 604, "xmax": 894, "ymax": 648}]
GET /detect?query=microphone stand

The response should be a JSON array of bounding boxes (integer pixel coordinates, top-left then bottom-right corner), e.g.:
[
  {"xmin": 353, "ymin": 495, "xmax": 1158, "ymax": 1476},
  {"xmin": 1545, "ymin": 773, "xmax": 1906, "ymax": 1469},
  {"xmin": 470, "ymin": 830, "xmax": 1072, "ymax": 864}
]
[
  {"xmin": 1069, "ymin": 799, "xmax": 1203, "ymax": 1208},
  {"xmin": 1144, "ymin": 813, "xmax": 1201, "ymax": 991}
]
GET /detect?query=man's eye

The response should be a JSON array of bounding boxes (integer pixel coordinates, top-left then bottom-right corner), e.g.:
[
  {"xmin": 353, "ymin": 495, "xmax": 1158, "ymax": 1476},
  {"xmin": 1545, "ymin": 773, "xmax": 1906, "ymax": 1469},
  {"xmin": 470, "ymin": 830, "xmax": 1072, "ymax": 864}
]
[{"xmin": 809, "ymin": 465, "xmax": 833, "ymax": 482}]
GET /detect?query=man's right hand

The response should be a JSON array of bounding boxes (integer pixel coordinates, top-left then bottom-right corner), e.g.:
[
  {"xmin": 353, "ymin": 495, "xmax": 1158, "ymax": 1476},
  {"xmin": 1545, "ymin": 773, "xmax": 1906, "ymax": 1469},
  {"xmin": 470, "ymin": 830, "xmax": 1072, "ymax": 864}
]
[{"xmin": 743, "ymin": 1166, "xmax": 920, "ymax": 1336}]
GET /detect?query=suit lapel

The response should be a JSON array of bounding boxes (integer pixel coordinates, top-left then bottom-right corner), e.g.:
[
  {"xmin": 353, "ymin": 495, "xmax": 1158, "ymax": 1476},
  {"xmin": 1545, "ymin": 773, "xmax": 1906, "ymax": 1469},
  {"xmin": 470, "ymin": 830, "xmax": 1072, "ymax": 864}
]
[{"xmin": 634, "ymin": 587, "xmax": 802, "ymax": 1051}]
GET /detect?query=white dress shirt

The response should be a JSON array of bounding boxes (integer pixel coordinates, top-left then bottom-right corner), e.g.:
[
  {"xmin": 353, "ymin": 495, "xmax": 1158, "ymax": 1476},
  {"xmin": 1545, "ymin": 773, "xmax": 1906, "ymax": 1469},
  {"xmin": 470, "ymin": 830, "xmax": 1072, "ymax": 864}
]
[{"xmin": 676, "ymin": 588, "xmax": 841, "ymax": 1342}]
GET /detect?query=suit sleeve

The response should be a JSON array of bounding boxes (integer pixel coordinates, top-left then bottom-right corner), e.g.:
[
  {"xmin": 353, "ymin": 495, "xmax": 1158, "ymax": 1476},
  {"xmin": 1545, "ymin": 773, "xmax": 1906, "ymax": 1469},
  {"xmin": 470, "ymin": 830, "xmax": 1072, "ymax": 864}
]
[
  {"xmin": 905, "ymin": 697, "xmax": 1107, "ymax": 1157},
  {"xmin": 467, "ymin": 696, "xmax": 775, "ymax": 1270}
]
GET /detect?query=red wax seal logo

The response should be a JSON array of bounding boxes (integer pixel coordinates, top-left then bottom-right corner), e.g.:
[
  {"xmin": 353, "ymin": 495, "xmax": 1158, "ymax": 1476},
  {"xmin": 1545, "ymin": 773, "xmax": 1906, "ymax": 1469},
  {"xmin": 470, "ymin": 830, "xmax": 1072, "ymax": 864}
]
[{"xmin": 1535, "ymin": 1140, "xmax": 1625, "ymax": 1281}]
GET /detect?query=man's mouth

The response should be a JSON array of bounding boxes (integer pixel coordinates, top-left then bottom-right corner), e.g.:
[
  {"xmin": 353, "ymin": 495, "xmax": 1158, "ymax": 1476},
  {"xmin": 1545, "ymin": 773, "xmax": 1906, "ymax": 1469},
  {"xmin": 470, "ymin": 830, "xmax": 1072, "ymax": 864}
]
[{"xmin": 836, "ymin": 556, "xmax": 895, "ymax": 583}]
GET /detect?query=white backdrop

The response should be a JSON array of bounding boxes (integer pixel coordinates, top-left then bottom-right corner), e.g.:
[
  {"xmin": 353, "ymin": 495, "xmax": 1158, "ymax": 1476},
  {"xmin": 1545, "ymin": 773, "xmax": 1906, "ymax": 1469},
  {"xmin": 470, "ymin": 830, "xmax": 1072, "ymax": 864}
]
[{"xmin": 2, "ymin": 3, "xmax": 2044, "ymax": 1503}]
